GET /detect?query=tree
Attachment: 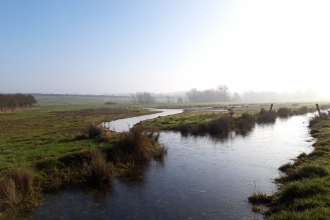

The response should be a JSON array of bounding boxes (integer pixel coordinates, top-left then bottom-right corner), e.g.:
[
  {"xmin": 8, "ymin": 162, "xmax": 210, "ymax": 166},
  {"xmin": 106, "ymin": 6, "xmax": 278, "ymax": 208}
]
[
  {"xmin": 131, "ymin": 94, "xmax": 137, "ymax": 104},
  {"xmin": 177, "ymin": 96, "xmax": 183, "ymax": 103},
  {"xmin": 166, "ymin": 95, "xmax": 171, "ymax": 103},
  {"xmin": 217, "ymin": 85, "xmax": 230, "ymax": 102},
  {"xmin": 231, "ymin": 92, "xmax": 240, "ymax": 102}
]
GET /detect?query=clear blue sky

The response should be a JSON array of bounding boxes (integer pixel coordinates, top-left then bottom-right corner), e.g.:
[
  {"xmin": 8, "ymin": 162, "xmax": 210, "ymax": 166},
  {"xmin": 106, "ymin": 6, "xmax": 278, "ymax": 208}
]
[{"xmin": 1, "ymin": 0, "xmax": 330, "ymax": 96}]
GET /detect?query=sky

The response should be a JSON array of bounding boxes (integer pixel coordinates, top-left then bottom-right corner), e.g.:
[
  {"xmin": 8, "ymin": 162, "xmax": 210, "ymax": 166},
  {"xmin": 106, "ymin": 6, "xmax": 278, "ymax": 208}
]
[{"xmin": 1, "ymin": 0, "xmax": 330, "ymax": 96}]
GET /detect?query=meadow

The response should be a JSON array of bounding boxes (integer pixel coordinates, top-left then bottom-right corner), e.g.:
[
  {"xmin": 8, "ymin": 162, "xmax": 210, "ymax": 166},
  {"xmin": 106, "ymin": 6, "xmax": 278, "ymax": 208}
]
[{"xmin": 1, "ymin": 94, "xmax": 329, "ymax": 218}]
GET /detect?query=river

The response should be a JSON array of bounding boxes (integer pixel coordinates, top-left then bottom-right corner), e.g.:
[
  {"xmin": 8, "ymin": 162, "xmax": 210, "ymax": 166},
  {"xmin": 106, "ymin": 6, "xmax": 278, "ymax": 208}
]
[{"xmin": 22, "ymin": 110, "xmax": 315, "ymax": 219}]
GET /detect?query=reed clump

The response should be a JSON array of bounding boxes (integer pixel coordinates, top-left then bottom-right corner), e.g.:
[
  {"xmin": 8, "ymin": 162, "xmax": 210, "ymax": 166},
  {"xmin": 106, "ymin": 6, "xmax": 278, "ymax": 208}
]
[
  {"xmin": 0, "ymin": 167, "xmax": 34, "ymax": 212},
  {"xmin": 277, "ymin": 108, "xmax": 292, "ymax": 118},
  {"xmin": 108, "ymin": 127, "xmax": 166, "ymax": 164},
  {"xmin": 87, "ymin": 122, "xmax": 107, "ymax": 139},
  {"xmin": 82, "ymin": 149, "xmax": 115, "ymax": 187},
  {"xmin": 236, "ymin": 112, "xmax": 255, "ymax": 134},
  {"xmin": 292, "ymin": 106, "xmax": 308, "ymax": 115},
  {"xmin": 83, "ymin": 123, "xmax": 112, "ymax": 142},
  {"xmin": 257, "ymin": 108, "xmax": 277, "ymax": 123},
  {"xmin": 207, "ymin": 115, "xmax": 234, "ymax": 135}
]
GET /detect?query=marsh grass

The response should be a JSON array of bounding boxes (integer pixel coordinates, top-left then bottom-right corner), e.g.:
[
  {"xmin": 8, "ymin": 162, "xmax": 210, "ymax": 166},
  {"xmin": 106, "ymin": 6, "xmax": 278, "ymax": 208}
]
[
  {"xmin": 236, "ymin": 112, "xmax": 255, "ymax": 134},
  {"xmin": 278, "ymin": 162, "xmax": 295, "ymax": 172},
  {"xmin": 82, "ymin": 150, "xmax": 115, "ymax": 187},
  {"xmin": 276, "ymin": 164, "xmax": 329, "ymax": 183},
  {"xmin": 0, "ymin": 167, "xmax": 34, "ymax": 212},
  {"xmin": 248, "ymin": 192, "xmax": 272, "ymax": 204},
  {"xmin": 292, "ymin": 106, "xmax": 308, "ymax": 115},
  {"xmin": 107, "ymin": 127, "xmax": 166, "ymax": 165},
  {"xmin": 277, "ymin": 108, "xmax": 291, "ymax": 118},
  {"xmin": 257, "ymin": 108, "xmax": 277, "ymax": 123},
  {"xmin": 262, "ymin": 110, "xmax": 330, "ymax": 219}
]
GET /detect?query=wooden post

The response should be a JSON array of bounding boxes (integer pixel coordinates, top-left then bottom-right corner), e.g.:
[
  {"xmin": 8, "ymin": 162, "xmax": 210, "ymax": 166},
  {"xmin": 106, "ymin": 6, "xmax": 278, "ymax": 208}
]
[
  {"xmin": 269, "ymin": 104, "xmax": 273, "ymax": 112},
  {"xmin": 316, "ymin": 104, "xmax": 322, "ymax": 117}
]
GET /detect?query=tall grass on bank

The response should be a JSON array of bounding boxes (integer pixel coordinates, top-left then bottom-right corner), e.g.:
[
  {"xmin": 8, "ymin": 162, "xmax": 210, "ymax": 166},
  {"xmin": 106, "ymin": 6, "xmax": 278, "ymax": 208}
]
[
  {"xmin": 0, "ymin": 167, "xmax": 34, "ymax": 212},
  {"xmin": 178, "ymin": 113, "xmax": 256, "ymax": 135},
  {"xmin": 257, "ymin": 108, "xmax": 277, "ymax": 123},
  {"xmin": 277, "ymin": 108, "xmax": 291, "ymax": 118},
  {"xmin": 308, "ymin": 113, "xmax": 329, "ymax": 127},
  {"xmin": 107, "ymin": 127, "xmax": 166, "ymax": 165},
  {"xmin": 236, "ymin": 112, "xmax": 256, "ymax": 134},
  {"xmin": 292, "ymin": 106, "xmax": 308, "ymax": 115},
  {"xmin": 82, "ymin": 150, "xmax": 115, "ymax": 187}
]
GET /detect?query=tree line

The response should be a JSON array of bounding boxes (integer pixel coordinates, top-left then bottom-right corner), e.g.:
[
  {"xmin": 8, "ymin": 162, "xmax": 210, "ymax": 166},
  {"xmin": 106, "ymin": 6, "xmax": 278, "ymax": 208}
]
[
  {"xmin": 0, "ymin": 94, "xmax": 37, "ymax": 111},
  {"xmin": 131, "ymin": 92, "xmax": 156, "ymax": 104},
  {"xmin": 186, "ymin": 85, "xmax": 240, "ymax": 103}
]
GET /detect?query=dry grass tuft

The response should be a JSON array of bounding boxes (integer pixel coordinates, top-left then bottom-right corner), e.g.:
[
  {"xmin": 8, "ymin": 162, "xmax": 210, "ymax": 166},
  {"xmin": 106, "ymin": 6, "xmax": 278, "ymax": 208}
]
[
  {"xmin": 108, "ymin": 127, "xmax": 165, "ymax": 164},
  {"xmin": 0, "ymin": 167, "xmax": 34, "ymax": 212},
  {"xmin": 82, "ymin": 149, "xmax": 115, "ymax": 187},
  {"xmin": 257, "ymin": 108, "xmax": 277, "ymax": 123}
]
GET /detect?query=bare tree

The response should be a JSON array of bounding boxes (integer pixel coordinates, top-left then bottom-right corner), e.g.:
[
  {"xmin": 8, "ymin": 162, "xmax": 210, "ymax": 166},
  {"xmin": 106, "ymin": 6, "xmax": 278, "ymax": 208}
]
[
  {"xmin": 217, "ymin": 85, "xmax": 230, "ymax": 102},
  {"xmin": 231, "ymin": 92, "xmax": 240, "ymax": 102}
]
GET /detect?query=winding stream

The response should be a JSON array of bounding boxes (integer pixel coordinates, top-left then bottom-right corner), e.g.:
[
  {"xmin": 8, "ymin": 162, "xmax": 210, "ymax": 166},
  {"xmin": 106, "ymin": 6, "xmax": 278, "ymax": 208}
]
[{"xmin": 23, "ymin": 110, "xmax": 315, "ymax": 219}]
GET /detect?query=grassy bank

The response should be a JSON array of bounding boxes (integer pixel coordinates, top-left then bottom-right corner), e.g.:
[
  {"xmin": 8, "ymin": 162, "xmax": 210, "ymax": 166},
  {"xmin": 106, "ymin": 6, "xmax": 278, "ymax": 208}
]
[
  {"xmin": 0, "ymin": 104, "xmax": 162, "ymax": 213},
  {"xmin": 248, "ymin": 113, "xmax": 330, "ymax": 219},
  {"xmin": 138, "ymin": 105, "xmax": 317, "ymax": 136}
]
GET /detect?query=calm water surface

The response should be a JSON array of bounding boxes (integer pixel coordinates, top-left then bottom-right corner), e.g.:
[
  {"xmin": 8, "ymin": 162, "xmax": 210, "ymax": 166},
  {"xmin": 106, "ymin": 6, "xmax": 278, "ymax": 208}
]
[{"xmin": 24, "ymin": 111, "xmax": 315, "ymax": 219}]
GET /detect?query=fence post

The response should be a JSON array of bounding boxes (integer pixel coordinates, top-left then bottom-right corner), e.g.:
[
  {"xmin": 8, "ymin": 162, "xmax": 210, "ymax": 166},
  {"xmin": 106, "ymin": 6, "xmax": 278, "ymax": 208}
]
[
  {"xmin": 269, "ymin": 104, "xmax": 273, "ymax": 112},
  {"xmin": 316, "ymin": 104, "xmax": 322, "ymax": 117}
]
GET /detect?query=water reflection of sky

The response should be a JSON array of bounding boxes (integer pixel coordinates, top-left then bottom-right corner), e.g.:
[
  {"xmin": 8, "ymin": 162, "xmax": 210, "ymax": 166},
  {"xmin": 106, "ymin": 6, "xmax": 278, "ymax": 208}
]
[
  {"xmin": 27, "ymin": 114, "xmax": 314, "ymax": 220},
  {"xmin": 103, "ymin": 109, "xmax": 183, "ymax": 132}
]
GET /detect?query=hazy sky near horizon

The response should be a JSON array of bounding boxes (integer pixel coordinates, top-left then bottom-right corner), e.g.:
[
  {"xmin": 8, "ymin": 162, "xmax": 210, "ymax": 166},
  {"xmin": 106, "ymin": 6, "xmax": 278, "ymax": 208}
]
[{"xmin": 1, "ymin": 1, "xmax": 330, "ymax": 95}]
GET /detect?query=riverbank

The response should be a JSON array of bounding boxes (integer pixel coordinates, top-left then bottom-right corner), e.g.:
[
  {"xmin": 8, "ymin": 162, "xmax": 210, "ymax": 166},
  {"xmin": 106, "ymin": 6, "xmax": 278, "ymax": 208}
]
[
  {"xmin": 0, "ymin": 105, "xmax": 161, "ymax": 213},
  {"xmin": 248, "ymin": 113, "xmax": 330, "ymax": 219},
  {"xmin": 137, "ymin": 105, "xmax": 318, "ymax": 135}
]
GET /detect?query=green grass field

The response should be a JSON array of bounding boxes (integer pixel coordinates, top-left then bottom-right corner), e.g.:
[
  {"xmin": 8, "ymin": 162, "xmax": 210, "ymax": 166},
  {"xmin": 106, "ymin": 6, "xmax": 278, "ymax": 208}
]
[{"xmin": 1, "ymin": 94, "xmax": 329, "ymax": 217}]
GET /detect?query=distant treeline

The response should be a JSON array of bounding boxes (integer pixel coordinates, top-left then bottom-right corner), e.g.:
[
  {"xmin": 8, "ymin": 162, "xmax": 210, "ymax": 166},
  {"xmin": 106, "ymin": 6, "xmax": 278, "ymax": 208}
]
[
  {"xmin": 131, "ymin": 92, "xmax": 156, "ymax": 104},
  {"xmin": 186, "ymin": 85, "xmax": 240, "ymax": 103},
  {"xmin": 0, "ymin": 94, "xmax": 37, "ymax": 111}
]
